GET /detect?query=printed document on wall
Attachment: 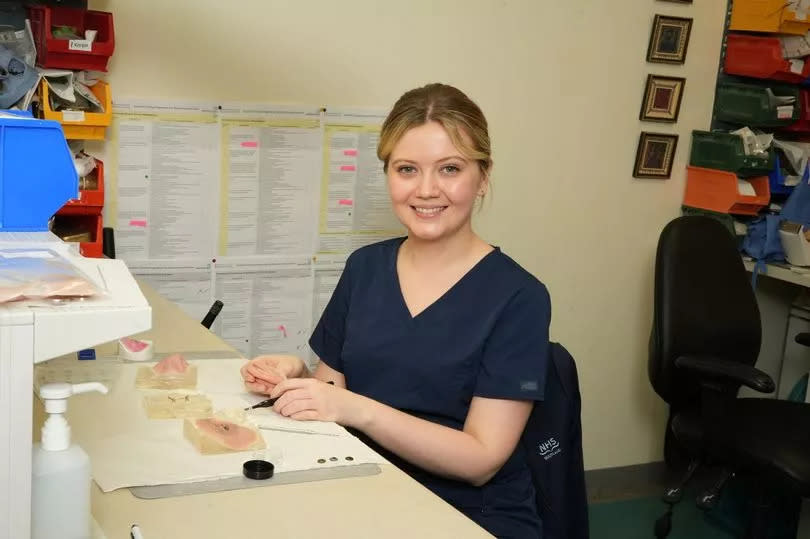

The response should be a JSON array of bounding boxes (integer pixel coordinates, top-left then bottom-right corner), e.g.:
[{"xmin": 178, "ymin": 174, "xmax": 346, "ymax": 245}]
[
  {"xmin": 109, "ymin": 101, "xmax": 220, "ymax": 262},
  {"xmin": 318, "ymin": 108, "xmax": 404, "ymax": 254},
  {"xmin": 219, "ymin": 104, "xmax": 322, "ymax": 257},
  {"xmin": 128, "ymin": 260, "xmax": 214, "ymax": 323},
  {"xmin": 213, "ymin": 257, "xmax": 313, "ymax": 359}
]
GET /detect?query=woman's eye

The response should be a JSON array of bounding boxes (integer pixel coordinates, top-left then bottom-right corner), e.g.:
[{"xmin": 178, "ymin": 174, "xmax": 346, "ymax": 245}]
[
  {"xmin": 440, "ymin": 165, "xmax": 460, "ymax": 174},
  {"xmin": 397, "ymin": 165, "xmax": 417, "ymax": 174}
]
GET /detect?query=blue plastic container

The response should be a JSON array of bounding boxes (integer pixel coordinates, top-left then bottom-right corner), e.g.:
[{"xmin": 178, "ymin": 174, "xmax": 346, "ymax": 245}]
[
  {"xmin": 769, "ymin": 153, "xmax": 808, "ymax": 197},
  {"xmin": 0, "ymin": 112, "xmax": 77, "ymax": 231}
]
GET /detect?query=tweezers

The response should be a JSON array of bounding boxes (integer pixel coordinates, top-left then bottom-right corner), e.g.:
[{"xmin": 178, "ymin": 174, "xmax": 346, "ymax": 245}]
[
  {"xmin": 245, "ymin": 381, "xmax": 335, "ymax": 411},
  {"xmin": 245, "ymin": 397, "xmax": 277, "ymax": 411}
]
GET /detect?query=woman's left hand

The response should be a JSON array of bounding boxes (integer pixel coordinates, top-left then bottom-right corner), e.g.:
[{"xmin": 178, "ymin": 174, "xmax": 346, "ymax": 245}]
[{"xmin": 269, "ymin": 378, "xmax": 367, "ymax": 426}]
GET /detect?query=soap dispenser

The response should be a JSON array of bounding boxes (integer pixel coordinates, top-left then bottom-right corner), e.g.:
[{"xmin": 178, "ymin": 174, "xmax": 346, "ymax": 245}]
[{"xmin": 31, "ymin": 382, "xmax": 108, "ymax": 539}]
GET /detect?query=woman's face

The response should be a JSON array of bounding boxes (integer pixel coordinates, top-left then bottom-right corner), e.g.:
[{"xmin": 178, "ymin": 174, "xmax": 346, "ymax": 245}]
[{"xmin": 387, "ymin": 121, "xmax": 487, "ymax": 243}]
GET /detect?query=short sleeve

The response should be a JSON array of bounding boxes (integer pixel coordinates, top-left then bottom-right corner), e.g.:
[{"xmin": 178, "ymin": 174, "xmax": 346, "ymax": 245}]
[
  {"xmin": 308, "ymin": 255, "xmax": 354, "ymax": 373},
  {"xmin": 474, "ymin": 281, "xmax": 551, "ymax": 401}
]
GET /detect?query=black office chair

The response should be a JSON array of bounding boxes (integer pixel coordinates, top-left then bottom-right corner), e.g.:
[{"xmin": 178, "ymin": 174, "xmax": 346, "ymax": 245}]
[{"xmin": 649, "ymin": 215, "xmax": 810, "ymax": 538}]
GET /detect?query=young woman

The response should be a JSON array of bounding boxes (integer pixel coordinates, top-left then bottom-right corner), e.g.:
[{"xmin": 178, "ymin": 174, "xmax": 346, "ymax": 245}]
[{"xmin": 241, "ymin": 83, "xmax": 550, "ymax": 538}]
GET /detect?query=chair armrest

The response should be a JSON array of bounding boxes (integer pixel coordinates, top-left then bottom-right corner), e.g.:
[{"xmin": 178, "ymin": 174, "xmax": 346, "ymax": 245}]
[
  {"xmin": 675, "ymin": 355, "xmax": 775, "ymax": 394},
  {"xmin": 796, "ymin": 333, "xmax": 810, "ymax": 347}
]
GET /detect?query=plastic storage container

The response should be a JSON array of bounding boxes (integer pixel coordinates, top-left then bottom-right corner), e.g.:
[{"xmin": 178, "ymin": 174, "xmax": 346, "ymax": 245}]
[
  {"xmin": 63, "ymin": 159, "xmax": 104, "ymax": 207},
  {"xmin": 27, "ymin": 6, "xmax": 115, "ymax": 71},
  {"xmin": 730, "ymin": 0, "xmax": 810, "ymax": 35},
  {"xmin": 769, "ymin": 153, "xmax": 807, "ymax": 196},
  {"xmin": 781, "ymin": 89, "xmax": 810, "ymax": 133},
  {"xmin": 52, "ymin": 208, "xmax": 102, "ymax": 258},
  {"xmin": 724, "ymin": 33, "xmax": 810, "ymax": 84},
  {"xmin": 690, "ymin": 130, "xmax": 775, "ymax": 177},
  {"xmin": 40, "ymin": 80, "xmax": 112, "ymax": 140},
  {"xmin": 714, "ymin": 81, "xmax": 801, "ymax": 127},
  {"xmin": 683, "ymin": 166, "xmax": 770, "ymax": 216},
  {"xmin": 0, "ymin": 113, "xmax": 77, "ymax": 231},
  {"xmin": 779, "ymin": 221, "xmax": 810, "ymax": 266}
]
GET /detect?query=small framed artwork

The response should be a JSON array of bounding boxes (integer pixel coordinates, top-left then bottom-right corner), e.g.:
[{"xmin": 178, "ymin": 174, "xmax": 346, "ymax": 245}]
[
  {"xmin": 640, "ymin": 74, "xmax": 686, "ymax": 122},
  {"xmin": 647, "ymin": 14, "xmax": 693, "ymax": 64},
  {"xmin": 633, "ymin": 132, "xmax": 679, "ymax": 179}
]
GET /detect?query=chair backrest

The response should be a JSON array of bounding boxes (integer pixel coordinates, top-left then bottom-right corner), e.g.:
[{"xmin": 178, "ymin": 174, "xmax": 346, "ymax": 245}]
[
  {"xmin": 522, "ymin": 341, "xmax": 589, "ymax": 539},
  {"xmin": 648, "ymin": 216, "xmax": 762, "ymax": 408}
]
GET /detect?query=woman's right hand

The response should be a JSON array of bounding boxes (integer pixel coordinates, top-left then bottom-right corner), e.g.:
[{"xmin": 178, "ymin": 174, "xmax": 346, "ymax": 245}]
[{"xmin": 241, "ymin": 354, "xmax": 306, "ymax": 395}]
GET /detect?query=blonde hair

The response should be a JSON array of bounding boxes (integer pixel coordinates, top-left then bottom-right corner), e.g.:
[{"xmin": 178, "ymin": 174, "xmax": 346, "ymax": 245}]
[{"xmin": 377, "ymin": 83, "xmax": 492, "ymax": 177}]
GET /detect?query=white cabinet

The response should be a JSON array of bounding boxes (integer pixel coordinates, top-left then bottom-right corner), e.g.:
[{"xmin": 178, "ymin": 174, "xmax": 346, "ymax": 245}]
[{"xmin": 0, "ymin": 232, "xmax": 151, "ymax": 539}]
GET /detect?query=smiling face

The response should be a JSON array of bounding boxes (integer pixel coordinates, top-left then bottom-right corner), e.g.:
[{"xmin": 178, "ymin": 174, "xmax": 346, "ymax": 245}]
[{"xmin": 387, "ymin": 121, "xmax": 488, "ymax": 243}]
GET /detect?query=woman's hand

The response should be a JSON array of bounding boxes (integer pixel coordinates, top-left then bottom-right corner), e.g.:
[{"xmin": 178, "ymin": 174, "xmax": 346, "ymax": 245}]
[
  {"xmin": 241, "ymin": 355, "xmax": 306, "ymax": 395},
  {"xmin": 270, "ymin": 378, "xmax": 369, "ymax": 426}
]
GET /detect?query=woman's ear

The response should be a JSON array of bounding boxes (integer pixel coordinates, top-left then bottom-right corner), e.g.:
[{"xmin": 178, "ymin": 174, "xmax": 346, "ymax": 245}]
[{"xmin": 478, "ymin": 160, "xmax": 492, "ymax": 196}]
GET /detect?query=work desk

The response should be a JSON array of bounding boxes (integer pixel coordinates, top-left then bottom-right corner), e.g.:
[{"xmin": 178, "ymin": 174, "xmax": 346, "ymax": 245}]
[{"xmin": 36, "ymin": 281, "xmax": 491, "ymax": 539}]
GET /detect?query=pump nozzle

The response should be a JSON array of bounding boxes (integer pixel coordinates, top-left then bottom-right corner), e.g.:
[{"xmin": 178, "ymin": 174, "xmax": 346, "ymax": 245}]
[{"xmin": 39, "ymin": 382, "xmax": 108, "ymax": 451}]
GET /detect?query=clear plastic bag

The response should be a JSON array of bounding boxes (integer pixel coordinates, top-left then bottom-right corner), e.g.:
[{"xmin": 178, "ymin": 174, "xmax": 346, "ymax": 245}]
[{"xmin": 0, "ymin": 249, "xmax": 102, "ymax": 304}]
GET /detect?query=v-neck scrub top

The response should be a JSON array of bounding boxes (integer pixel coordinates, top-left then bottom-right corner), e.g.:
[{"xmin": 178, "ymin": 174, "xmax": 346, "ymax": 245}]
[{"xmin": 309, "ymin": 238, "xmax": 550, "ymax": 538}]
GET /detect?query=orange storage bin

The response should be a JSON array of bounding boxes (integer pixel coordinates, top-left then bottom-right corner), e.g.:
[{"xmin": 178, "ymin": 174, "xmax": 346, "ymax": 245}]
[
  {"xmin": 40, "ymin": 80, "xmax": 112, "ymax": 140},
  {"xmin": 683, "ymin": 166, "xmax": 770, "ymax": 216},
  {"xmin": 730, "ymin": 0, "xmax": 810, "ymax": 35},
  {"xmin": 63, "ymin": 158, "xmax": 104, "ymax": 207},
  {"xmin": 724, "ymin": 33, "xmax": 810, "ymax": 83}
]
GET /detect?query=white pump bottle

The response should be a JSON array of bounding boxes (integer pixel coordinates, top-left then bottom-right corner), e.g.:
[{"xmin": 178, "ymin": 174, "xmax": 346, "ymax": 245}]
[{"xmin": 31, "ymin": 382, "xmax": 108, "ymax": 539}]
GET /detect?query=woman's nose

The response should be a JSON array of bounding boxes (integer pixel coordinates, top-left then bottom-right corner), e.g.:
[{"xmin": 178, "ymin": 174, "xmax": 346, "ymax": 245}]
[{"xmin": 416, "ymin": 172, "xmax": 439, "ymax": 198}]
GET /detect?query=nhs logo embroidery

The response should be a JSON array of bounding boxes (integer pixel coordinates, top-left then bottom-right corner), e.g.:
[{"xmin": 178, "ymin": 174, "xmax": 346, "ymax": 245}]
[{"xmin": 538, "ymin": 437, "xmax": 561, "ymax": 460}]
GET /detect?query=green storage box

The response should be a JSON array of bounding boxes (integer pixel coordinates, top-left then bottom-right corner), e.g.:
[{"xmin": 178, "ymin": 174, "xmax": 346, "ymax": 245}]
[
  {"xmin": 714, "ymin": 81, "xmax": 801, "ymax": 127},
  {"xmin": 689, "ymin": 130, "xmax": 775, "ymax": 177}
]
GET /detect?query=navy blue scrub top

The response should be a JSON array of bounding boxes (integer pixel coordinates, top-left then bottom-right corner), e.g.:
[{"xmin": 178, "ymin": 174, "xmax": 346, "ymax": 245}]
[{"xmin": 309, "ymin": 237, "xmax": 550, "ymax": 538}]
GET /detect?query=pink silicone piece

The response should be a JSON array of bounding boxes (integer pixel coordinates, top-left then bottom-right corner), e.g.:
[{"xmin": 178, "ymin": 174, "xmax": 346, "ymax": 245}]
[
  {"xmin": 129, "ymin": 220, "xmax": 147, "ymax": 228},
  {"xmin": 338, "ymin": 199, "xmax": 353, "ymax": 206},
  {"xmin": 340, "ymin": 165, "xmax": 356, "ymax": 171},
  {"xmin": 153, "ymin": 353, "xmax": 189, "ymax": 375},
  {"xmin": 121, "ymin": 337, "xmax": 148, "ymax": 352},
  {"xmin": 241, "ymin": 141, "xmax": 258, "ymax": 148}
]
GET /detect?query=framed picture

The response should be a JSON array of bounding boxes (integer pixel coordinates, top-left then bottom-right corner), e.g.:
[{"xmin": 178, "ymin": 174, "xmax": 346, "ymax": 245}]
[
  {"xmin": 633, "ymin": 132, "xmax": 678, "ymax": 179},
  {"xmin": 647, "ymin": 14, "xmax": 693, "ymax": 64},
  {"xmin": 640, "ymin": 74, "xmax": 686, "ymax": 122}
]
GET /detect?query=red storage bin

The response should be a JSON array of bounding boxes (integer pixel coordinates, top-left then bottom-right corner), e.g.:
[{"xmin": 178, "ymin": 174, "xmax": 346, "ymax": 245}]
[
  {"xmin": 27, "ymin": 6, "xmax": 114, "ymax": 71},
  {"xmin": 64, "ymin": 159, "xmax": 104, "ymax": 207},
  {"xmin": 724, "ymin": 33, "xmax": 810, "ymax": 84},
  {"xmin": 53, "ymin": 207, "xmax": 103, "ymax": 258},
  {"xmin": 783, "ymin": 89, "xmax": 810, "ymax": 133}
]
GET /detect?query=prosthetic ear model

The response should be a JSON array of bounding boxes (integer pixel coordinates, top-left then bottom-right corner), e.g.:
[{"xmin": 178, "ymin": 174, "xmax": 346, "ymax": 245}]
[
  {"xmin": 184, "ymin": 414, "xmax": 266, "ymax": 454},
  {"xmin": 135, "ymin": 353, "xmax": 197, "ymax": 390}
]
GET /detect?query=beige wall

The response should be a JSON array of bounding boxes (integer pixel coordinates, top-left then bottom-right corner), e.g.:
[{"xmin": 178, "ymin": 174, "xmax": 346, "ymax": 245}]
[{"xmin": 90, "ymin": 0, "xmax": 728, "ymax": 469}]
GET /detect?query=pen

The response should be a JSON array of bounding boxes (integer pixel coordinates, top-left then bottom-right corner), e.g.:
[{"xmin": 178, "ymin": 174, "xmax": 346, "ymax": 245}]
[
  {"xmin": 131, "ymin": 524, "xmax": 144, "ymax": 539},
  {"xmin": 245, "ymin": 381, "xmax": 335, "ymax": 410}
]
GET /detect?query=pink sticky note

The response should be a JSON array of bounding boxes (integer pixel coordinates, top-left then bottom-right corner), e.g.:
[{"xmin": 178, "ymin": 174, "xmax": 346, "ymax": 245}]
[
  {"xmin": 129, "ymin": 220, "xmax": 147, "ymax": 228},
  {"xmin": 338, "ymin": 199, "xmax": 353, "ymax": 206},
  {"xmin": 340, "ymin": 165, "xmax": 356, "ymax": 172},
  {"xmin": 278, "ymin": 325, "xmax": 287, "ymax": 338},
  {"xmin": 241, "ymin": 141, "xmax": 258, "ymax": 148},
  {"xmin": 343, "ymin": 149, "xmax": 358, "ymax": 156}
]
